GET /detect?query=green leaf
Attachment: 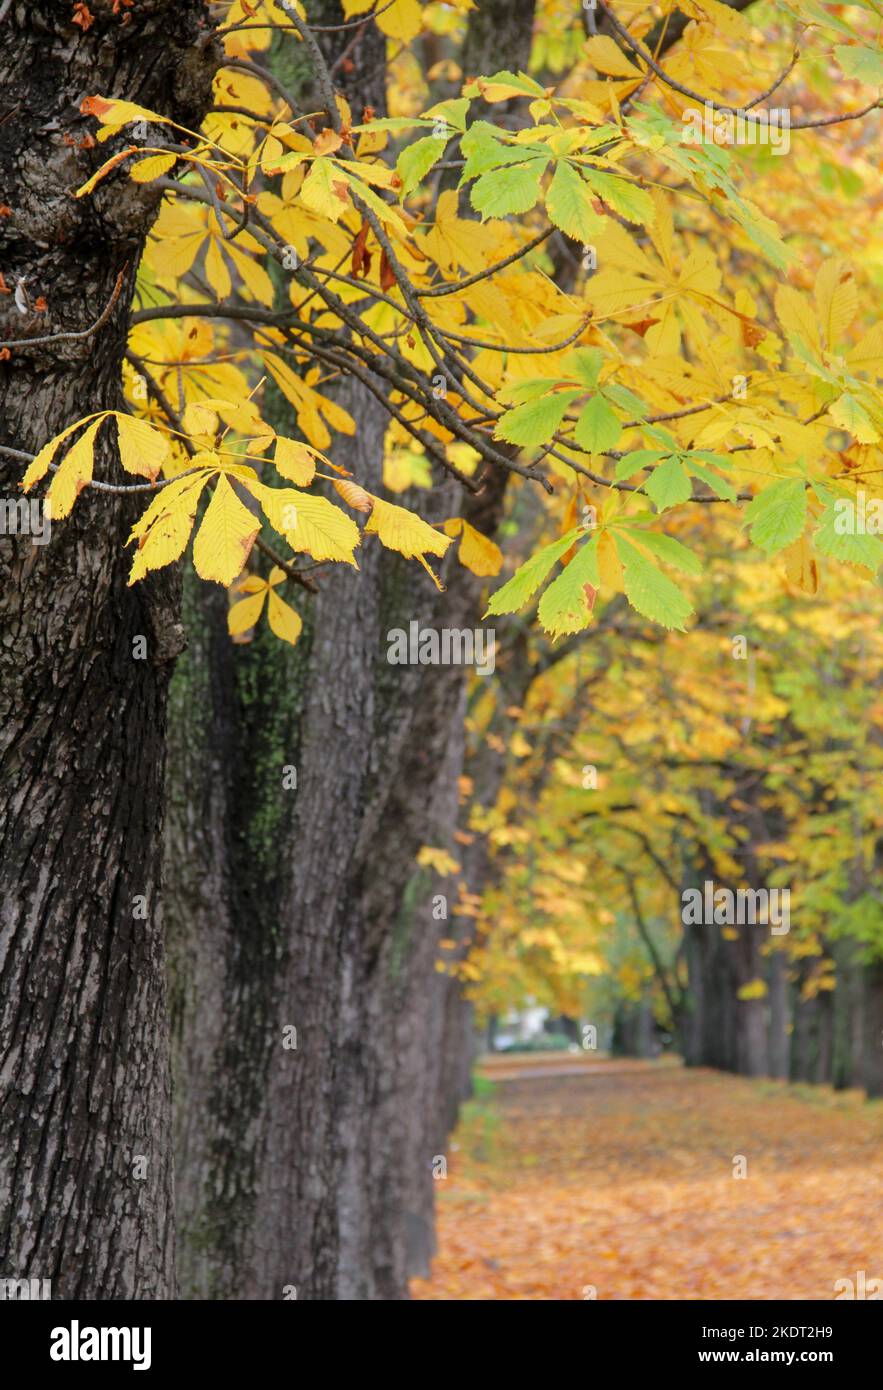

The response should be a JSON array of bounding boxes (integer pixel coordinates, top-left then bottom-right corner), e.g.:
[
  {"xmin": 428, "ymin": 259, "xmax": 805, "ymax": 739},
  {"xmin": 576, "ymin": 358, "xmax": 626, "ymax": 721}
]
[
  {"xmin": 618, "ymin": 527, "xmax": 702, "ymax": 576},
  {"xmin": 460, "ymin": 122, "xmax": 529, "ymax": 180},
  {"xmin": 691, "ymin": 449, "xmax": 735, "ymax": 469},
  {"xmin": 351, "ymin": 116, "xmax": 436, "ymax": 132},
  {"xmin": 615, "ymin": 449, "xmax": 666, "ymax": 481},
  {"xmin": 537, "ymin": 537, "xmax": 600, "ymax": 637},
  {"xmin": 813, "ymin": 500, "xmax": 883, "ymax": 573},
  {"xmin": 643, "ymin": 424, "xmax": 680, "ymax": 451},
  {"xmin": 494, "ymin": 389, "xmax": 580, "ymax": 449},
  {"xmin": 780, "ymin": 0, "xmax": 858, "ymax": 39},
  {"xmin": 485, "ymin": 528, "xmax": 583, "ymax": 616},
  {"xmin": 743, "ymin": 477, "xmax": 808, "ymax": 554},
  {"xmin": 462, "ymin": 69, "xmax": 548, "ymax": 99},
  {"xmin": 602, "ymin": 383, "xmax": 649, "ymax": 418},
  {"xmin": 829, "ymin": 392, "xmax": 879, "ymax": 444},
  {"xmin": 835, "ymin": 44, "xmax": 883, "ymax": 85},
  {"xmin": 545, "ymin": 160, "xmax": 606, "ymax": 242},
  {"xmin": 685, "ymin": 461, "xmax": 737, "ymax": 502},
  {"xmin": 424, "ymin": 97, "xmax": 471, "ymax": 132},
  {"xmin": 497, "ymin": 376, "xmax": 563, "ymax": 406},
  {"xmin": 397, "ymin": 135, "xmax": 446, "ymax": 196},
  {"xmin": 470, "ymin": 158, "xmax": 547, "ymax": 219},
  {"xmin": 562, "ymin": 346, "xmax": 603, "ymax": 391},
  {"xmin": 643, "ymin": 456, "xmax": 692, "ymax": 512},
  {"xmin": 573, "ymin": 394, "xmax": 621, "ymax": 453},
  {"xmin": 615, "ymin": 535, "xmax": 694, "ymax": 630},
  {"xmin": 581, "ymin": 168, "xmax": 656, "ymax": 225},
  {"xmin": 722, "ymin": 191, "xmax": 792, "ymax": 271}
]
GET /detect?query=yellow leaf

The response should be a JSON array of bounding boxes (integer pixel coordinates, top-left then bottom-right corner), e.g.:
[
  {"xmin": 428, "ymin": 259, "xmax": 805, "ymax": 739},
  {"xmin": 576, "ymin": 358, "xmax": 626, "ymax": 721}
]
[
  {"xmin": 47, "ymin": 417, "xmax": 105, "ymax": 519},
  {"xmin": 314, "ymin": 128, "xmax": 343, "ymax": 157},
  {"xmin": 81, "ymin": 96, "xmax": 171, "ymax": 128},
  {"xmin": 225, "ymin": 239, "xmax": 276, "ymax": 307},
  {"xmin": 417, "ymin": 846, "xmax": 461, "ymax": 876},
  {"xmin": 116, "ymin": 413, "xmax": 168, "ymax": 479},
  {"xmin": 443, "ymin": 517, "xmax": 503, "ymax": 576},
  {"xmin": 129, "ymin": 152, "xmax": 178, "ymax": 183},
  {"xmin": 182, "ymin": 401, "xmax": 219, "ymax": 441},
  {"xmin": 783, "ymin": 533, "xmax": 820, "ymax": 595},
  {"xmin": 286, "ymin": 490, "xmax": 361, "ymax": 564},
  {"xmin": 21, "ymin": 413, "xmax": 108, "ymax": 492},
  {"xmin": 255, "ymin": 483, "xmax": 361, "ymax": 565},
  {"xmin": 383, "ymin": 448, "xmax": 432, "ymax": 492},
  {"xmin": 209, "ymin": 397, "xmax": 267, "ymax": 436},
  {"xmin": 775, "ymin": 285, "xmax": 820, "ymax": 355},
  {"xmin": 299, "ymin": 157, "xmax": 350, "ymax": 222},
  {"xmin": 237, "ymin": 574, "xmax": 270, "ymax": 595},
  {"xmin": 464, "ymin": 73, "xmax": 545, "ymax": 101},
  {"xmin": 128, "ymin": 472, "xmax": 211, "ymax": 584},
  {"xmin": 597, "ymin": 531, "xmax": 623, "ymax": 593},
  {"xmin": 814, "ymin": 258, "xmax": 857, "ymax": 351},
  {"xmin": 333, "ymin": 478, "xmax": 373, "ymax": 512},
  {"xmin": 737, "ymin": 979, "xmax": 768, "ymax": 1001},
  {"xmin": 263, "ymin": 353, "xmax": 355, "ymax": 448},
  {"xmin": 421, "ymin": 189, "xmax": 504, "ymax": 275},
  {"xmin": 228, "ymin": 587, "xmax": 268, "ymax": 636},
  {"xmin": 274, "ymin": 436, "xmax": 319, "ymax": 486},
  {"xmin": 193, "ymin": 474, "xmax": 260, "ymax": 586},
  {"xmin": 583, "ymin": 35, "xmax": 643, "ymax": 77},
  {"xmin": 204, "ymin": 235, "xmax": 232, "ymax": 300},
  {"xmin": 376, "ymin": 0, "xmax": 423, "ymax": 42},
  {"xmin": 848, "ymin": 322, "xmax": 883, "ymax": 373},
  {"xmin": 510, "ymin": 731, "xmax": 531, "ymax": 757},
  {"xmin": 365, "ymin": 494, "xmax": 452, "ymax": 564},
  {"xmin": 266, "ymin": 588, "xmax": 304, "ymax": 645}
]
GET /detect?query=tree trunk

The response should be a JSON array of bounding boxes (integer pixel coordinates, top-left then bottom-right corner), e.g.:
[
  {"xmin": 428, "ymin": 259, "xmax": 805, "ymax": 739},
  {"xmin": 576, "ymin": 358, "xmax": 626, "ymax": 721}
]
[
  {"xmin": 168, "ymin": 0, "xmax": 535, "ymax": 1301},
  {"xmin": 789, "ymin": 972, "xmax": 817, "ymax": 1083},
  {"xmin": 168, "ymin": 383, "xmax": 495, "ymax": 1296},
  {"xmin": 860, "ymin": 962, "xmax": 883, "ymax": 1099},
  {"xmin": 767, "ymin": 949, "xmax": 789, "ymax": 1079},
  {"xmin": 0, "ymin": 0, "xmax": 217, "ymax": 1299},
  {"xmin": 815, "ymin": 988, "xmax": 834, "ymax": 1084},
  {"xmin": 461, "ymin": 0, "xmax": 537, "ymax": 86}
]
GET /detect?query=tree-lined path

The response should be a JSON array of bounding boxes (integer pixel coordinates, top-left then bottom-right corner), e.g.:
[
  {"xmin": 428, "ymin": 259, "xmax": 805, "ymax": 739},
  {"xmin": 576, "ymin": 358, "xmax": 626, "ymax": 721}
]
[{"xmin": 412, "ymin": 1057, "xmax": 883, "ymax": 1301}]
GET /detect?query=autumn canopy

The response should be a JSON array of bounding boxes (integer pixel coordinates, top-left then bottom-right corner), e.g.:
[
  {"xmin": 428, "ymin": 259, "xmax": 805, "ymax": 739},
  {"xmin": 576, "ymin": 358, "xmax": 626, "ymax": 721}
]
[{"xmin": 1, "ymin": 0, "xmax": 882, "ymax": 1311}]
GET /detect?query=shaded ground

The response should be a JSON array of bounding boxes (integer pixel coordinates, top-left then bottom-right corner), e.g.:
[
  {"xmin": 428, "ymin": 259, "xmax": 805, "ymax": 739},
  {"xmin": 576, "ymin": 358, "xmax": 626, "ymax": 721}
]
[{"xmin": 411, "ymin": 1055, "xmax": 883, "ymax": 1300}]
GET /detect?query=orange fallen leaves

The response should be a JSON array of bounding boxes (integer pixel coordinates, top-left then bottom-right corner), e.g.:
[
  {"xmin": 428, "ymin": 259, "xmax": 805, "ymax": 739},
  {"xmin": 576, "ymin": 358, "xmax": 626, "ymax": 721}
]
[{"xmin": 412, "ymin": 1057, "xmax": 883, "ymax": 1300}]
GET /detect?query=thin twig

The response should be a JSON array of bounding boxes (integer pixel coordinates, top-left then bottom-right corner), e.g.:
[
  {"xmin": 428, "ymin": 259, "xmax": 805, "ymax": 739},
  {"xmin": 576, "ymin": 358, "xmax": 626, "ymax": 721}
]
[
  {"xmin": 0, "ymin": 268, "xmax": 126, "ymax": 351},
  {"xmin": 600, "ymin": 1, "xmax": 882, "ymax": 128}
]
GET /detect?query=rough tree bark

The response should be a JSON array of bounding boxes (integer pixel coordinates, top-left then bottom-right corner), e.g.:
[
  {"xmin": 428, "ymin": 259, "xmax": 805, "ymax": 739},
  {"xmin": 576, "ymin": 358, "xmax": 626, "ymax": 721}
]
[
  {"xmin": 0, "ymin": 1, "xmax": 218, "ymax": 1298},
  {"xmin": 167, "ymin": 383, "xmax": 495, "ymax": 1297}
]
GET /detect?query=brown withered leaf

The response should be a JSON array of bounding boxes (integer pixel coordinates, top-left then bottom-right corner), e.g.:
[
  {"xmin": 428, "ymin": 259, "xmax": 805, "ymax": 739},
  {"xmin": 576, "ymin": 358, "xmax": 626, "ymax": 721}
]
[
  {"xmin": 380, "ymin": 249, "xmax": 396, "ymax": 292},
  {"xmin": 351, "ymin": 221, "xmax": 371, "ymax": 280}
]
